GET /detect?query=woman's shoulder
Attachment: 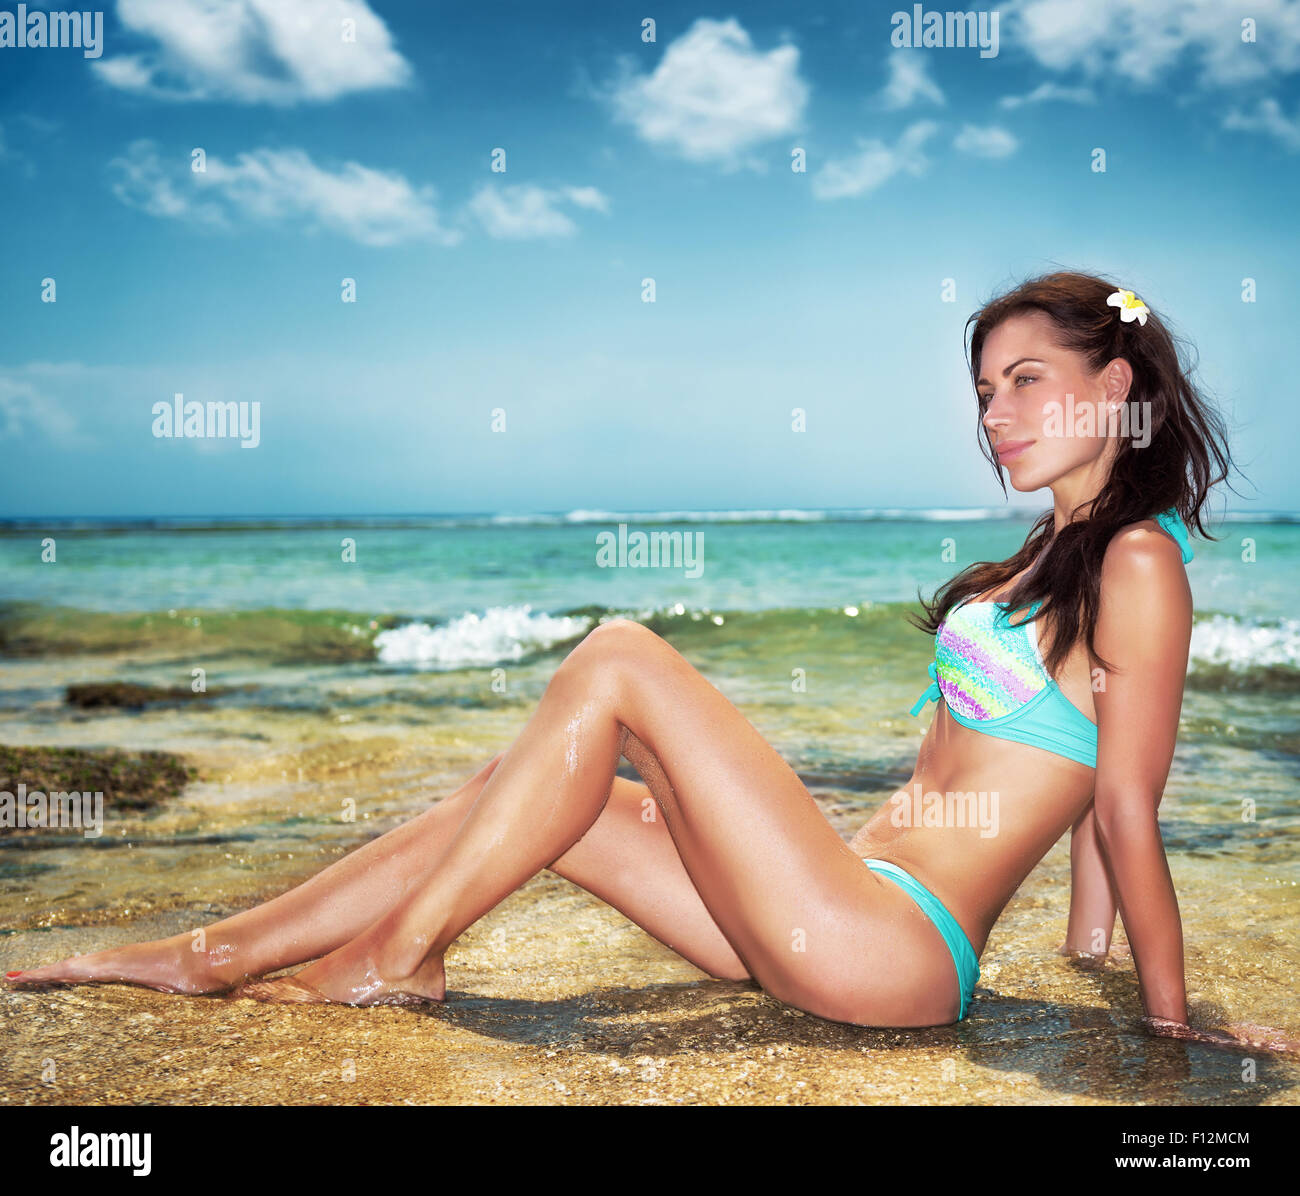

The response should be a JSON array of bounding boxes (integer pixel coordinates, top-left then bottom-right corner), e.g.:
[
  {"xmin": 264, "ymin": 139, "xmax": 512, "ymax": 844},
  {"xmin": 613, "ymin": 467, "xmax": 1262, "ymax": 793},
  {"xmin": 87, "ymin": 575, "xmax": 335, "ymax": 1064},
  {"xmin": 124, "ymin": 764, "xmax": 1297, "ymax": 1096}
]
[{"xmin": 1098, "ymin": 515, "xmax": 1193, "ymax": 610}]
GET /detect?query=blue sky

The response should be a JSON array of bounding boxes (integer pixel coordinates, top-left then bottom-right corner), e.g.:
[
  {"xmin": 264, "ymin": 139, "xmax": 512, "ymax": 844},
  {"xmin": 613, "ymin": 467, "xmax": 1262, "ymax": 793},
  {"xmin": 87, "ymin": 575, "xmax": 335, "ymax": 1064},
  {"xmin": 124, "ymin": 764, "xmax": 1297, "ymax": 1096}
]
[{"xmin": 2, "ymin": 0, "xmax": 1298, "ymax": 518}]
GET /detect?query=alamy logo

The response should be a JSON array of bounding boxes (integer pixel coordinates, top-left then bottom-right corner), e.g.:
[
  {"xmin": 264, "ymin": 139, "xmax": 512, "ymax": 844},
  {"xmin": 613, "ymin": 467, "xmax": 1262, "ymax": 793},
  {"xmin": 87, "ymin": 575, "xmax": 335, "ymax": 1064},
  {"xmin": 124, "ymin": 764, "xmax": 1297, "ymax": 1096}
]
[
  {"xmin": 0, "ymin": 783, "xmax": 103, "ymax": 837},
  {"xmin": 50, "ymin": 1127, "xmax": 151, "ymax": 1176},
  {"xmin": 152, "ymin": 393, "xmax": 261, "ymax": 448},
  {"xmin": 889, "ymin": 783, "xmax": 1000, "ymax": 838},
  {"xmin": 0, "ymin": 6, "xmax": 103, "ymax": 57},
  {"xmin": 891, "ymin": 5, "xmax": 999, "ymax": 58},
  {"xmin": 1044, "ymin": 395, "xmax": 1153, "ymax": 448},
  {"xmin": 595, "ymin": 523, "xmax": 704, "ymax": 578}
]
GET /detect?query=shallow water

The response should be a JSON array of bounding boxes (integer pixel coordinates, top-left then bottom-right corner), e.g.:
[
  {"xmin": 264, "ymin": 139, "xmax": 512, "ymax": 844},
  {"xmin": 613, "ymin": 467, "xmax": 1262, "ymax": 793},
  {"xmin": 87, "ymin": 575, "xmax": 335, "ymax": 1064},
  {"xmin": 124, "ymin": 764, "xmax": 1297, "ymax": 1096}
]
[{"xmin": 1, "ymin": 512, "xmax": 1297, "ymax": 1103}]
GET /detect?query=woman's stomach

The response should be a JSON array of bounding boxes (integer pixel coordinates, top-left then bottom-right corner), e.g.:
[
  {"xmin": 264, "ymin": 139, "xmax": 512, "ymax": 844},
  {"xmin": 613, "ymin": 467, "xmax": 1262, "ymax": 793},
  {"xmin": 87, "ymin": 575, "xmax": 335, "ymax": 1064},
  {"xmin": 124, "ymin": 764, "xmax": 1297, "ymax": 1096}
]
[{"xmin": 848, "ymin": 702, "xmax": 1096, "ymax": 953}]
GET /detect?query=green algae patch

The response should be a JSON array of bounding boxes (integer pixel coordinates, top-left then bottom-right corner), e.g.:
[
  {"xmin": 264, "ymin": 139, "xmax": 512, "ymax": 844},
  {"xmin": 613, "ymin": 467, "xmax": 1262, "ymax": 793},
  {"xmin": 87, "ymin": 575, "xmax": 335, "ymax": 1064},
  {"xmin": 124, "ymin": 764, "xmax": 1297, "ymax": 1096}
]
[
  {"xmin": 65, "ymin": 682, "xmax": 227, "ymax": 709},
  {"xmin": 0, "ymin": 745, "xmax": 196, "ymax": 828},
  {"xmin": 0, "ymin": 602, "xmax": 403, "ymax": 664}
]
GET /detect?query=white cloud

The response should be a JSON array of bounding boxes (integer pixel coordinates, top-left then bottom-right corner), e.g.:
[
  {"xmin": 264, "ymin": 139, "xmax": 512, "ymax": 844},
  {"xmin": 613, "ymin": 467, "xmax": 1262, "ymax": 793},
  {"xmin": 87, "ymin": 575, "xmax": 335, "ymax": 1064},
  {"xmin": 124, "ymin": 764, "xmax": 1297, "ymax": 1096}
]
[
  {"xmin": 108, "ymin": 141, "xmax": 461, "ymax": 247},
  {"xmin": 812, "ymin": 121, "xmax": 938, "ymax": 200},
  {"xmin": 202, "ymin": 150, "xmax": 458, "ymax": 247},
  {"xmin": 952, "ymin": 123, "xmax": 1019, "ymax": 158},
  {"xmin": 0, "ymin": 375, "xmax": 79, "ymax": 441},
  {"xmin": 604, "ymin": 17, "xmax": 809, "ymax": 168},
  {"xmin": 998, "ymin": 81, "xmax": 1096, "ymax": 109},
  {"xmin": 1005, "ymin": 0, "xmax": 1300, "ymax": 89},
  {"xmin": 563, "ymin": 185, "xmax": 610, "ymax": 213},
  {"xmin": 466, "ymin": 183, "xmax": 611, "ymax": 239},
  {"xmin": 109, "ymin": 140, "xmax": 228, "ymax": 224},
  {"xmin": 878, "ymin": 53, "xmax": 945, "ymax": 109},
  {"xmin": 1223, "ymin": 98, "xmax": 1300, "ymax": 150},
  {"xmin": 93, "ymin": 0, "xmax": 412, "ymax": 103}
]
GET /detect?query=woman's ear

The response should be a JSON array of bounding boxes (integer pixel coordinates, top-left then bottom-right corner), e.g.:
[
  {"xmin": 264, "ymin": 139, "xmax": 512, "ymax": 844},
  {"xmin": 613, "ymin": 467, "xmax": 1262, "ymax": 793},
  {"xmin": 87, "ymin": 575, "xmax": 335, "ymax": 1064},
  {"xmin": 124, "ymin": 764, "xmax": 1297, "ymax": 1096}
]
[{"xmin": 1103, "ymin": 357, "xmax": 1134, "ymax": 411}]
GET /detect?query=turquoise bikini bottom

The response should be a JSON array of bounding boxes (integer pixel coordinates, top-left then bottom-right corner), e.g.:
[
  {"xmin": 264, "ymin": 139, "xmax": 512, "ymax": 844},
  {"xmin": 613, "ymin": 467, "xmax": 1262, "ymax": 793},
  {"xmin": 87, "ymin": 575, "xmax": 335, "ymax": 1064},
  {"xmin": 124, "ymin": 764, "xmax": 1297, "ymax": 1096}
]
[{"xmin": 862, "ymin": 858, "xmax": 980, "ymax": 1021}]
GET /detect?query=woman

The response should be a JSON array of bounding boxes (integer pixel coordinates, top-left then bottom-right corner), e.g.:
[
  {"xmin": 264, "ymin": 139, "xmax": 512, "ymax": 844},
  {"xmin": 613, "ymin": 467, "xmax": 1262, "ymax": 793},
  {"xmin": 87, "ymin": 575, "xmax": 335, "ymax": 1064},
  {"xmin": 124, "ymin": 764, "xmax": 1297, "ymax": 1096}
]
[{"xmin": 3, "ymin": 272, "xmax": 1283, "ymax": 1048}]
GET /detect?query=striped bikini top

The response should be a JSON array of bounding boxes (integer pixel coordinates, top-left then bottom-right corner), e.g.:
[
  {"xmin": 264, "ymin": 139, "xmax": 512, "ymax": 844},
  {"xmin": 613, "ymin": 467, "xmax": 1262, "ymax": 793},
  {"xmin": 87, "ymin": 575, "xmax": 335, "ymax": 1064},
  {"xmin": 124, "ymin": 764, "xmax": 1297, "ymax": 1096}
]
[{"xmin": 909, "ymin": 508, "xmax": 1194, "ymax": 768}]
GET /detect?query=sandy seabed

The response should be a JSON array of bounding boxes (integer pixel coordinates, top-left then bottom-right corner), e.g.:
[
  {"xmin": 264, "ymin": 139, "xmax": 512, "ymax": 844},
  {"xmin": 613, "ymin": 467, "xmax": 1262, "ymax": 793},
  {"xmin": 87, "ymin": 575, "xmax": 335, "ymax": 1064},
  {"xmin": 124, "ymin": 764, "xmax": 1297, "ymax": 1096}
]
[
  {"xmin": 2, "ymin": 655, "xmax": 1297, "ymax": 1106},
  {"xmin": 4, "ymin": 848, "xmax": 1298, "ymax": 1106}
]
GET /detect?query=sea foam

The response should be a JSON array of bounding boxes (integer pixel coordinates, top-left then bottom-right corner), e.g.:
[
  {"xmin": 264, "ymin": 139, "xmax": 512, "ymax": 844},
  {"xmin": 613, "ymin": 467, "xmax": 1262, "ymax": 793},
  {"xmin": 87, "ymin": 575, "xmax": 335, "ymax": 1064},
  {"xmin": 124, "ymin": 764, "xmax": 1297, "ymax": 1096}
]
[
  {"xmin": 1189, "ymin": 614, "xmax": 1300, "ymax": 671},
  {"xmin": 374, "ymin": 605, "xmax": 592, "ymax": 669}
]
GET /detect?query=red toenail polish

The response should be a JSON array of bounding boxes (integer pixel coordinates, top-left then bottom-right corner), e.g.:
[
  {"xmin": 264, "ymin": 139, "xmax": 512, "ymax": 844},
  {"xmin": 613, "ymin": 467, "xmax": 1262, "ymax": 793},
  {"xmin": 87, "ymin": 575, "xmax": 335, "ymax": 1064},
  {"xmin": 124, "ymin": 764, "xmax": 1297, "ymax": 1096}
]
[{"xmin": 5, "ymin": 971, "xmax": 22, "ymax": 978}]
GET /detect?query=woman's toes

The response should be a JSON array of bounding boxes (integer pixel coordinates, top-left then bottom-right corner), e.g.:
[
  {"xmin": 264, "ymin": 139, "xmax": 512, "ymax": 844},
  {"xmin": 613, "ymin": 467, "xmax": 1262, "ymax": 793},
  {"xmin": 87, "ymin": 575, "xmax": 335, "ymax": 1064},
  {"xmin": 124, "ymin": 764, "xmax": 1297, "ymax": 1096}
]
[{"xmin": 3, "ymin": 967, "xmax": 68, "ymax": 988}]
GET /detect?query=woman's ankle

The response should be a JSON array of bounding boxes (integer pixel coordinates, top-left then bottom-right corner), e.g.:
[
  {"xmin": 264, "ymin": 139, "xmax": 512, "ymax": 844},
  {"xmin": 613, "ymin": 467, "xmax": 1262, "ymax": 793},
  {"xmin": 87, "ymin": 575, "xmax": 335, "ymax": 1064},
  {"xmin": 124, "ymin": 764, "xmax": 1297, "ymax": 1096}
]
[{"xmin": 172, "ymin": 932, "xmax": 255, "ymax": 991}]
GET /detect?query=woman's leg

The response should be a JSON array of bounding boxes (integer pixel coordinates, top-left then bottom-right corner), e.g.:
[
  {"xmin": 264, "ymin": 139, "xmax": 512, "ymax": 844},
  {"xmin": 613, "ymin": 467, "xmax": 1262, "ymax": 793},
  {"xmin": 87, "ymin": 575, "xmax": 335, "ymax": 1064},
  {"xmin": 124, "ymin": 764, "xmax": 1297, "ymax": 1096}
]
[
  {"xmin": 6, "ymin": 751, "xmax": 751, "ymax": 992},
  {"xmin": 3, "ymin": 753, "xmax": 509, "ymax": 992},
  {"xmin": 242, "ymin": 620, "xmax": 959, "ymax": 1026}
]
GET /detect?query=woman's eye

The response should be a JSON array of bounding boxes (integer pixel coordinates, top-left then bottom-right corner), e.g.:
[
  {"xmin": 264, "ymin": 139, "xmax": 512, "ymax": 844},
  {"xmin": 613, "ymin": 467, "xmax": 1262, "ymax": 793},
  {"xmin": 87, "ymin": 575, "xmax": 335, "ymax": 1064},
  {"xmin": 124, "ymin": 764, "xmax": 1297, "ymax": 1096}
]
[{"xmin": 979, "ymin": 375, "xmax": 1036, "ymax": 403}]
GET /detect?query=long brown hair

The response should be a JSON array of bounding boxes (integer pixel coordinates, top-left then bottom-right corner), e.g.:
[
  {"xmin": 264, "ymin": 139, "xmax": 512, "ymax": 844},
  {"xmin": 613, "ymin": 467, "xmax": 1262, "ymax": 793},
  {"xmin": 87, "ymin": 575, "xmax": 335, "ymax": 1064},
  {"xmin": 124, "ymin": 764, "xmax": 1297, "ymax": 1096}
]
[{"xmin": 910, "ymin": 270, "xmax": 1235, "ymax": 676}]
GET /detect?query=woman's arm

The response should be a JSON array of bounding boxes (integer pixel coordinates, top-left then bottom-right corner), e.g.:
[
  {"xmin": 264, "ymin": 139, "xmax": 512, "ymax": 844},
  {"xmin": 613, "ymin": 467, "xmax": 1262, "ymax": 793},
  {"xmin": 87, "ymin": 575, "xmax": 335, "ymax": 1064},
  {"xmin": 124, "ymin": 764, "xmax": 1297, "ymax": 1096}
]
[
  {"xmin": 1089, "ymin": 522, "xmax": 1192, "ymax": 1024},
  {"xmin": 1061, "ymin": 803, "xmax": 1119, "ymax": 959}
]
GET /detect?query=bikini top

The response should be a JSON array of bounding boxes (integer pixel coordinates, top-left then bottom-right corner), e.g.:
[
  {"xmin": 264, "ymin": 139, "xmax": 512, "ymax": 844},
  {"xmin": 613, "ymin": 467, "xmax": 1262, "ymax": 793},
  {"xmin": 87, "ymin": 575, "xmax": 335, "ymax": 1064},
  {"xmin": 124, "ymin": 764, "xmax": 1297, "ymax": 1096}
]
[{"xmin": 909, "ymin": 508, "xmax": 1194, "ymax": 769}]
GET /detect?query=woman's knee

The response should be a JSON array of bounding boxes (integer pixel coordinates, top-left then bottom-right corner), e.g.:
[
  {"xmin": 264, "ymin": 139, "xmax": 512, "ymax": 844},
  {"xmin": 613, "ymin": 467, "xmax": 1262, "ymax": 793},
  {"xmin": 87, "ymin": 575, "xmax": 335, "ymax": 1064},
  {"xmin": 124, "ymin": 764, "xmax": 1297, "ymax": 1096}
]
[
  {"xmin": 556, "ymin": 618, "xmax": 659, "ymax": 690},
  {"xmin": 582, "ymin": 617, "xmax": 658, "ymax": 654}
]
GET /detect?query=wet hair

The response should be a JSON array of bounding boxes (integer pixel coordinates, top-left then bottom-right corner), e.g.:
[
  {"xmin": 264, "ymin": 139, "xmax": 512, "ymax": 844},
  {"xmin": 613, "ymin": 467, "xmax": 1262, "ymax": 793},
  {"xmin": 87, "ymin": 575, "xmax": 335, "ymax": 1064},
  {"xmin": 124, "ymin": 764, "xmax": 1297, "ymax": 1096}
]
[{"xmin": 909, "ymin": 269, "xmax": 1236, "ymax": 676}]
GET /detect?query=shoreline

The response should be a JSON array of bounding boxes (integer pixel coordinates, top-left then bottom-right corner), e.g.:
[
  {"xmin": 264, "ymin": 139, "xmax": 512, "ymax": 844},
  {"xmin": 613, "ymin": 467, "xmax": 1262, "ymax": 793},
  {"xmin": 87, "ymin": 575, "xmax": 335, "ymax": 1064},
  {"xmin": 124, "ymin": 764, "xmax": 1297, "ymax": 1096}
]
[
  {"xmin": 3, "ymin": 804, "xmax": 1299, "ymax": 1105},
  {"xmin": 2, "ymin": 607, "xmax": 1297, "ymax": 1104}
]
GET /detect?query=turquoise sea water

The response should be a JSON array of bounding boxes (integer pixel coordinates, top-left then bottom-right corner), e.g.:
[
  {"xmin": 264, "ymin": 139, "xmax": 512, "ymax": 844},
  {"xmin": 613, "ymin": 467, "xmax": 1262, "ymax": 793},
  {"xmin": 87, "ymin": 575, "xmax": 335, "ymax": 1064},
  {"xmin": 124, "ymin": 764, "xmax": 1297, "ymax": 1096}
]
[
  {"xmin": 0, "ymin": 508, "xmax": 1296, "ymax": 615},
  {"xmin": 1, "ymin": 507, "xmax": 1297, "ymax": 885},
  {"xmin": 2, "ymin": 506, "xmax": 1296, "ymax": 842},
  {"xmin": 1, "ymin": 508, "xmax": 1297, "ymax": 1103},
  {"xmin": 2, "ymin": 507, "xmax": 1298, "ymax": 676}
]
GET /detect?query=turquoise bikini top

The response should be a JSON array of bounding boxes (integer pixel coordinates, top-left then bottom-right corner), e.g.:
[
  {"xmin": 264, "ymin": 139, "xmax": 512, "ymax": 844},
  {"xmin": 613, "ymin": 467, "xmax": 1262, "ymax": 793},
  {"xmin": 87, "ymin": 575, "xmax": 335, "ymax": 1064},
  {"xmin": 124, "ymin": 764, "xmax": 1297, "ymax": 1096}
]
[{"xmin": 909, "ymin": 508, "xmax": 1194, "ymax": 768}]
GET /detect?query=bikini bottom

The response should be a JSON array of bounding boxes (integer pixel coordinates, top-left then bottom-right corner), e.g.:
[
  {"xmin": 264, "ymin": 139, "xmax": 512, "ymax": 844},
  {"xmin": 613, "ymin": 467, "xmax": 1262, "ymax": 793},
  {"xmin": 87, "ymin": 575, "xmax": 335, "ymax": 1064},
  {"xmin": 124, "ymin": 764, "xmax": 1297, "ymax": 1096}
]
[{"xmin": 862, "ymin": 857, "xmax": 980, "ymax": 1021}]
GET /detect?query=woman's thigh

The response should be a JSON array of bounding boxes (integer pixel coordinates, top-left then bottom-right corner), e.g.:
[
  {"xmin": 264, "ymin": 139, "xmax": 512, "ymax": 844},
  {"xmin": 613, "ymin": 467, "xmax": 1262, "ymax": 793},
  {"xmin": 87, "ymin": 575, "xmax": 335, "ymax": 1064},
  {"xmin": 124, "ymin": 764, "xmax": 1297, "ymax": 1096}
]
[
  {"xmin": 557, "ymin": 619, "xmax": 961, "ymax": 1027},
  {"xmin": 548, "ymin": 775, "xmax": 753, "ymax": 982}
]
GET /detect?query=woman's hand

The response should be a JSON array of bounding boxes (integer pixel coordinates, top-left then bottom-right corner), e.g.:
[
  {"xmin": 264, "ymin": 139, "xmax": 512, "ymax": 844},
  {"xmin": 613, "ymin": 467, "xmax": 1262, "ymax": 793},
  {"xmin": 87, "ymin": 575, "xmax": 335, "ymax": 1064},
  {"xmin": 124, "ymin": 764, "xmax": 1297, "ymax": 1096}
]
[
  {"xmin": 1057, "ymin": 942, "xmax": 1109, "ymax": 971},
  {"xmin": 1056, "ymin": 940, "xmax": 1131, "ymax": 971},
  {"xmin": 1141, "ymin": 1016, "xmax": 1300, "ymax": 1054}
]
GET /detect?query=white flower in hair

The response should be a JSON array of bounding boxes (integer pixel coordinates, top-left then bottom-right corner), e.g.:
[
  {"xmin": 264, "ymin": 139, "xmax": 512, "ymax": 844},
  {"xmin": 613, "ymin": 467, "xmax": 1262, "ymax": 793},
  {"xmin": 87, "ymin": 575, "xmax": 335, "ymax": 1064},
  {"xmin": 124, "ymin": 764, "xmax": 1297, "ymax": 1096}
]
[{"xmin": 1107, "ymin": 288, "xmax": 1149, "ymax": 325}]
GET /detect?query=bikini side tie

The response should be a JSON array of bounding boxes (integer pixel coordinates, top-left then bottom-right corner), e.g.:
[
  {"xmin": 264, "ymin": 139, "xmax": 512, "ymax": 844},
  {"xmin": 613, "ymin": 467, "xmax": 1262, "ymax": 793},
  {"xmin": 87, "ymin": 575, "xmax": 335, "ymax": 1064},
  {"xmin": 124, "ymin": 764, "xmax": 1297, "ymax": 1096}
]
[{"xmin": 910, "ymin": 662, "xmax": 940, "ymax": 717}]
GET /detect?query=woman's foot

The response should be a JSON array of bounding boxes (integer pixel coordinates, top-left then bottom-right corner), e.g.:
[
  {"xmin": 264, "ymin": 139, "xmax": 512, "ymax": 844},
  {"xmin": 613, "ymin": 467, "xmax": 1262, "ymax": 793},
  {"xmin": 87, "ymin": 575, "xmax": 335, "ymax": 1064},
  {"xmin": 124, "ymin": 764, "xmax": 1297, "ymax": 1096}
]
[
  {"xmin": 233, "ymin": 936, "xmax": 445, "ymax": 1007},
  {"xmin": 3, "ymin": 933, "xmax": 245, "ymax": 995}
]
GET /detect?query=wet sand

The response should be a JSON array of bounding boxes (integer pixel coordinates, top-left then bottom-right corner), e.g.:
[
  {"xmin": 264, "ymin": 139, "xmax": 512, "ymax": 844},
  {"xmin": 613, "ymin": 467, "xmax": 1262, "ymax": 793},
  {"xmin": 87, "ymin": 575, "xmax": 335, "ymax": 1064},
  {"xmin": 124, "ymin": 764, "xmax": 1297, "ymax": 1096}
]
[
  {"xmin": 3, "ymin": 814, "xmax": 1298, "ymax": 1105},
  {"xmin": 2, "ymin": 641, "xmax": 1298, "ymax": 1105}
]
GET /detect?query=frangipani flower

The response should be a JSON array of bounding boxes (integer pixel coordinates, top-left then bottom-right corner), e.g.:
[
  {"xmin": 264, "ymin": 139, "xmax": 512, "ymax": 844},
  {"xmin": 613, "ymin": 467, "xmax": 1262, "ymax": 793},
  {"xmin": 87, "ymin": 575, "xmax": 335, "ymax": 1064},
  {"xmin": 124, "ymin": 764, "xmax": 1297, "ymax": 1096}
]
[{"xmin": 1107, "ymin": 288, "xmax": 1149, "ymax": 325}]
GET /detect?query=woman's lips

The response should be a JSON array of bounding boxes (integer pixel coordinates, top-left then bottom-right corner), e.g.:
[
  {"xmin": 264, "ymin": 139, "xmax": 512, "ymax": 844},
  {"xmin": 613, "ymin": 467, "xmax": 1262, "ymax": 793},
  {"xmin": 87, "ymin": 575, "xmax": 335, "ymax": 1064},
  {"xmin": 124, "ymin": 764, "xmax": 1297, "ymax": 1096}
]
[{"xmin": 995, "ymin": 439, "xmax": 1033, "ymax": 463}]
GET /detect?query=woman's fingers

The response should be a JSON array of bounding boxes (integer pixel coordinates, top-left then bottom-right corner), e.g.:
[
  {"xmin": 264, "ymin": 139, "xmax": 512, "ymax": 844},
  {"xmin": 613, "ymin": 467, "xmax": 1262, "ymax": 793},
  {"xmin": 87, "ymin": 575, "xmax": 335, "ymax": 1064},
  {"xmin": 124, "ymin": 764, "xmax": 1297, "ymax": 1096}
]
[{"xmin": 1141, "ymin": 1016, "xmax": 1300, "ymax": 1054}]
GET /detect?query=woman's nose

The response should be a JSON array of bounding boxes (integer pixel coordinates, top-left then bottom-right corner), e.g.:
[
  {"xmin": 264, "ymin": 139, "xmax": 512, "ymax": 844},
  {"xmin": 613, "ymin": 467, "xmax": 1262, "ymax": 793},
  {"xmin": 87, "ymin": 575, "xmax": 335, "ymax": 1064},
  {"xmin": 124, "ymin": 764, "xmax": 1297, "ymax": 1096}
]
[{"xmin": 982, "ymin": 395, "xmax": 1010, "ymax": 428}]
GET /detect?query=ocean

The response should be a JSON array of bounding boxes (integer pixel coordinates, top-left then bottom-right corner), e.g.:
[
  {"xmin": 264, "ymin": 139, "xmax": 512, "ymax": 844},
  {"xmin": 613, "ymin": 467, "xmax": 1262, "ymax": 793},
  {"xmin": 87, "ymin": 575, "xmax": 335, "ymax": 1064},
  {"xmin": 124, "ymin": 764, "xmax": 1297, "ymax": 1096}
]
[{"xmin": 1, "ymin": 507, "xmax": 1297, "ymax": 1103}]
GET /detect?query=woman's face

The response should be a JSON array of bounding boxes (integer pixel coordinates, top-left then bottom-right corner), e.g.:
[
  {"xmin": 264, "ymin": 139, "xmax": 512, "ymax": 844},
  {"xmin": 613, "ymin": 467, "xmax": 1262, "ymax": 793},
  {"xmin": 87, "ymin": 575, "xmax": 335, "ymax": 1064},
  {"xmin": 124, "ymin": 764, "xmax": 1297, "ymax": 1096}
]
[{"xmin": 976, "ymin": 310, "xmax": 1131, "ymax": 494}]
